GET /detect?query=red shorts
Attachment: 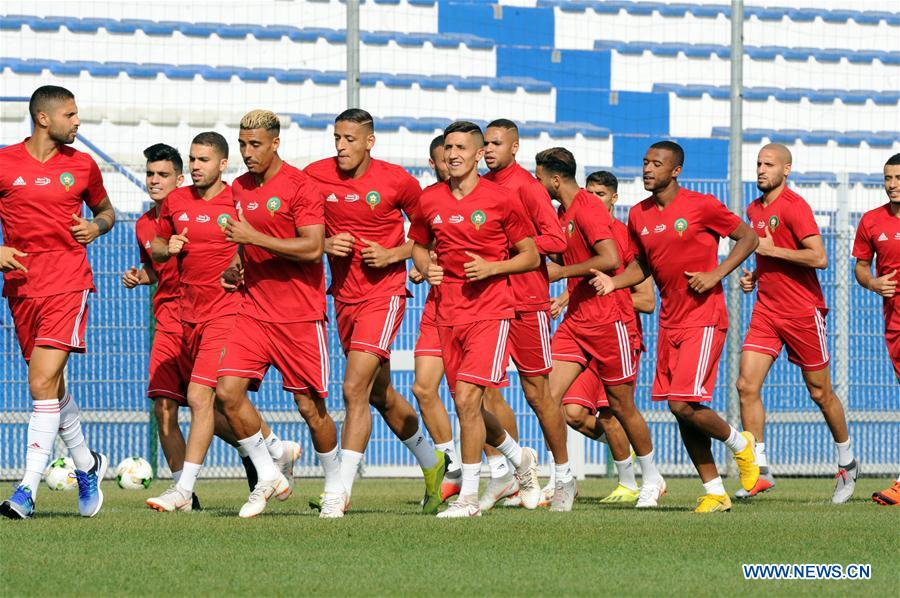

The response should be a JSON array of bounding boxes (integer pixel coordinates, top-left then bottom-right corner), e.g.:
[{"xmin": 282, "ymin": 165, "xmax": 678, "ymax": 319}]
[
  {"xmin": 439, "ymin": 319, "xmax": 511, "ymax": 395},
  {"xmin": 508, "ymin": 310, "xmax": 553, "ymax": 376},
  {"xmin": 414, "ymin": 295, "xmax": 441, "ymax": 358},
  {"xmin": 183, "ymin": 316, "xmax": 236, "ymax": 388},
  {"xmin": 335, "ymin": 295, "xmax": 405, "ymax": 360},
  {"xmin": 742, "ymin": 307, "xmax": 830, "ymax": 371},
  {"xmin": 7, "ymin": 290, "xmax": 90, "ymax": 361},
  {"xmin": 562, "ymin": 364, "xmax": 608, "ymax": 414},
  {"xmin": 653, "ymin": 325, "xmax": 726, "ymax": 402},
  {"xmin": 218, "ymin": 315, "xmax": 329, "ymax": 397},
  {"xmin": 551, "ymin": 317, "xmax": 639, "ymax": 384},
  {"xmin": 147, "ymin": 328, "xmax": 191, "ymax": 405},
  {"xmin": 885, "ymin": 328, "xmax": 900, "ymax": 382}
]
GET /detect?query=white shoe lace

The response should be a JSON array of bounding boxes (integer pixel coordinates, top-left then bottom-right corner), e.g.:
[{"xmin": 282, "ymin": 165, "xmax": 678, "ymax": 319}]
[
  {"xmin": 247, "ymin": 481, "xmax": 272, "ymax": 503},
  {"xmin": 550, "ymin": 480, "xmax": 568, "ymax": 507},
  {"xmin": 637, "ymin": 482, "xmax": 659, "ymax": 504}
]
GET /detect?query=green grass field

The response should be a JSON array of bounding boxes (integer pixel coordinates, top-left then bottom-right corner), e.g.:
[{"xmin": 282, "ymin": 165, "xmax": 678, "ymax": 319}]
[{"xmin": 1, "ymin": 477, "xmax": 896, "ymax": 596}]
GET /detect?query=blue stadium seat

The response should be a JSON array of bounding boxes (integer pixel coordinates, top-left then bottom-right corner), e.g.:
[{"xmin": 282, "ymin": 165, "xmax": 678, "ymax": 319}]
[
  {"xmin": 216, "ymin": 24, "xmax": 256, "ymax": 39},
  {"xmin": 579, "ymin": 123, "xmax": 612, "ymax": 139},
  {"xmin": 657, "ymin": 3, "xmax": 693, "ymax": 18},
  {"xmin": 741, "ymin": 128, "xmax": 769, "ymax": 142},
  {"xmin": 846, "ymin": 50, "xmax": 883, "ymax": 64},
  {"xmin": 360, "ymin": 31, "xmax": 394, "ymax": 45},
  {"xmin": 0, "ymin": 15, "xmax": 31, "ymax": 30},
  {"xmin": 748, "ymin": 6, "xmax": 788, "ymax": 22},
  {"xmin": 284, "ymin": 113, "xmax": 332, "ymax": 129},
  {"xmin": 815, "ymin": 48, "xmax": 845, "ymax": 63},
  {"xmin": 879, "ymin": 52, "xmax": 900, "ymax": 66},
  {"xmin": 179, "ymin": 22, "xmax": 218, "ymax": 37},
  {"xmin": 27, "ymin": 15, "xmax": 67, "ymax": 32},
  {"xmin": 47, "ymin": 60, "xmax": 84, "ymax": 76},
  {"xmin": 691, "ymin": 4, "xmax": 728, "ymax": 18},
  {"xmin": 139, "ymin": 20, "xmax": 181, "ymax": 36},
  {"xmin": 785, "ymin": 8, "xmax": 825, "ymax": 23},
  {"xmin": 848, "ymin": 172, "xmax": 884, "ymax": 186},
  {"xmin": 273, "ymin": 69, "xmax": 313, "ymax": 84},
  {"xmin": 162, "ymin": 64, "xmax": 203, "ymax": 80},
  {"xmin": 799, "ymin": 131, "xmax": 838, "ymax": 145},
  {"xmin": 769, "ymin": 129, "xmax": 805, "ymax": 143},
  {"xmin": 792, "ymin": 172, "xmax": 838, "ymax": 184},
  {"xmin": 773, "ymin": 88, "xmax": 807, "ymax": 102},
  {"xmin": 406, "ymin": 117, "xmax": 451, "ymax": 133},
  {"xmin": 377, "ymin": 117, "xmax": 405, "ymax": 132},
  {"xmin": 625, "ymin": 2, "xmax": 663, "ymax": 16},
  {"xmin": 309, "ymin": 71, "xmax": 343, "ymax": 85},
  {"xmin": 781, "ymin": 47, "xmax": 815, "ymax": 62},
  {"xmin": 122, "ymin": 63, "xmax": 160, "ymax": 79},
  {"xmin": 65, "ymin": 17, "xmax": 112, "ymax": 33},
  {"xmin": 820, "ymin": 9, "xmax": 855, "ymax": 24},
  {"xmin": 743, "ymin": 87, "xmax": 778, "ymax": 101},
  {"xmin": 873, "ymin": 91, "xmax": 900, "ymax": 106},
  {"xmin": 236, "ymin": 67, "xmax": 271, "ymax": 82},
  {"xmin": 86, "ymin": 62, "xmax": 122, "ymax": 77},
  {"xmin": 609, "ymin": 166, "xmax": 643, "ymax": 180},
  {"xmin": 745, "ymin": 46, "xmax": 781, "ymax": 61},
  {"xmin": 253, "ymin": 25, "xmax": 294, "ymax": 40}
]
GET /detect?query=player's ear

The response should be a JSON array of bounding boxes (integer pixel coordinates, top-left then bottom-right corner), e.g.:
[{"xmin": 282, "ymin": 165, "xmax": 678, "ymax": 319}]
[
  {"xmin": 672, "ymin": 164, "xmax": 683, "ymax": 178},
  {"xmin": 611, "ymin": 192, "xmax": 619, "ymax": 206},
  {"xmin": 272, "ymin": 135, "xmax": 280, "ymax": 152},
  {"xmin": 219, "ymin": 157, "xmax": 228, "ymax": 173},
  {"xmin": 176, "ymin": 174, "xmax": 185, "ymax": 186},
  {"xmin": 366, "ymin": 133, "xmax": 376, "ymax": 151},
  {"xmin": 783, "ymin": 162, "xmax": 792, "ymax": 178}
]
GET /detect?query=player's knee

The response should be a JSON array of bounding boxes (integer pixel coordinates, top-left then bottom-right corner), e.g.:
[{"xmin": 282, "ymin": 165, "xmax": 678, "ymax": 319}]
[
  {"xmin": 411, "ymin": 381, "xmax": 437, "ymax": 404},
  {"xmin": 28, "ymin": 373, "xmax": 59, "ymax": 400},
  {"xmin": 807, "ymin": 384, "xmax": 829, "ymax": 406},
  {"xmin": 187, "ymin": 389, "xmax": 214, "ymax": 412},
  {"xmin": 736, "ymin": 375, "xmax": 761, "ymax": 398},
  {"xmin": 454, "ymin": 391, "xmax": 481, "ymax": 420},
  {"xmin": 564, "ymin": 404, "xmax": 587, "ymax": 429},
  {"xmin": 154, "ymin": 399, "xmax": 179, "ymax": 429},
  {"xmin": 668, "ymin": 400, "xmax": 692, "ymax": 419}
]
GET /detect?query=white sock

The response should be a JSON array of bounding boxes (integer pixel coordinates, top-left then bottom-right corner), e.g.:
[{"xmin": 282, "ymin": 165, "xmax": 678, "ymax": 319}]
[
  {"xmin": 57, "ymin": 394, "xmax": 94, "ymax": 471},
  {"xmin": 236, "ymin": 444, "xmax": 249, "ymax": 458},
  {"xmin": 178, "ymin": 462, "xmax": 202, "ymax": 494},
  {"xmin": 615, "ymin": 457, "xmax": 638, "ymax": 491},
  {"xmin": 401, "ymin": 425, "xmax": 437, "ymax": 469},
  {"xmin": 316, "ymin": 446, "xmax": 344, "ymax": 494},
  {"xmin": 554, "ymin": 461, "xmax": 573, "ymax": 484},
  {"xmin": 461, "ymin": 462, "xmax": 480, "ymax": 497},
  {"xmin": 435, "ymin": 440, "xmax": 460, "ymax": 473},
  {"xmin": 264, "ymin": 431, "xmax": 284, "ymax": 460},
  {"xmin": 546, "ymin": 451, "xmax": 556, "ymax": 487},
  {"xmin": 636, "ymin": 450, "xmax": 663, "ymax": 485},
  {"xmin": 487, "ymin": 455, "xmax": 509, "ymax": 479},
  {"xmin": 836, "ymin": 439, "xmax": 854, "ymax": 466},
  {"xmin": 724, "ymin": 426, "xmax": 748, "ymax": 453},
  {"xmin": 22, "ymin": 399, "xmax": 61, "ymax": 497},
  {"xmin": 172, "ymin": 470, "xmax": 182, "ymax": 484},
  {"xmin": 755, "ymin": 442, "xmax": 768, "ymax": 468},
  {"xmin": 495, "ymin": 433, "xmax": 523, "ymax": 468},
  {"xmin": 702, "ymin": 476, "xmax": 726, "ymax": 496},
  {"xmin": 238, "ymin": 431, "xmax": 279, "ymax": 481},
  {"xmin": 340, "ymin": 449, "xmax": 364, "ymax": 497}
]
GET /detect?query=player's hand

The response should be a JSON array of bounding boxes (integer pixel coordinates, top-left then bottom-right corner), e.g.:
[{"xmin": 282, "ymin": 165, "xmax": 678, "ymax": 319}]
[
  {"xmin": 360, "ymin": 238, "xmax": 393, "ymax": 268},
  {"xmin": 221, "ymin": 266, "xmax": 244, "ymax": 292},
  {"xmin": 325, "ymin": 232, "xmax": 355, "ymax": 257},
  {"xmin": 122, "ymin": 266, "xmax": 142, "ymax": 288},
  {"xmin": 550, "ymin": 292, "xmax": 569, "ymax": 319},
  {"xmin": 408, "ymin": 266, "xmax": 424, "ymax": 284},
  {"xmin": 425, "ymin": 262, "xmax": 444, "ymax": 286},
  {"xmin": 739, "ymin": 267, "xmax": 757, "ymax": 293},
  {"xmin": 70, "ymin": 214, "xmax": 100, "ymax": 245},
  {"xmin": 684, "ymin": 270, "xmax": 721, "ymax": 294},
  {"xmin": 463, "ymin": 252, "xmax": 497, "ymax": 281},
  {"xmin": 869, "ymin": 270, "xmax": 897, "ymax": 298},
  {"xmin": 589, "ymin": 268, "xmax": 615, "ymax": 296},
  {"xmin": 756, "ymin": 227, "xmax": 775, "ymax": 257},
  {"xmin": 0, "ymin": 245, "xmax": 27, "ymax": 273},
  {"xmin": 167, "ymin": 228, "xmax": 189, "ymax": 256},
  {"xmin": 546, "ymin": 260, "xmax": 564, "ymax": 283},
  {"xmin": 223, "ymin": 210, "xmax": 258, "ymax": 245}
]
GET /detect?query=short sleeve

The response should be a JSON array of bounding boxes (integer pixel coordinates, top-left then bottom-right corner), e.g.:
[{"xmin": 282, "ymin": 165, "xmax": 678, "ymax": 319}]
[
  {"xmin": 292, "ymin": 177, "xmax": 325, "ymax": 229},
  {"xmin": 156, "ymin": 196, "xmax": 176, "ymax": 238},
  {"xmin": 627, "ymin": 208, "xmax": 645, "ymax": 260},
  {"xmin": 397, "ymin": 172, "xmax": 422, "ymax": 222},
  {"xmin": 408, "ymin": 210, "xmax": 432, "ymax": 246},
  {"xmin": 703, "ymin": 196, "xmax": 741, "ymax": 237},
  {"xmin": 787, "ymin": 197, "xmax": 821, "ymax": 241},
  {"xmin": 82, "ymin": 157, "xmax": 108, "ymax": 208},
  {"xmin": 504, "ymin": 194, "xmax": 533, "ymax": 245},
  {"xmin": 852, "ymin": 216, "xmax": 874, "ymax": 261},
  {"xmin": 577, "ymin": 197, "xmax": 614, "ymax": 246},
  {"xmin": 138, "ymin": 239, "xmax": 151, "ymax": 265}
]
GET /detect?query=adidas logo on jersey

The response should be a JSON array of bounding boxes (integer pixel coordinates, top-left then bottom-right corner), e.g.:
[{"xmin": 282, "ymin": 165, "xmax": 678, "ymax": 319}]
[
  {"xmin": 178, "ymin": 213, "xmax": 190, "ymax": 222},
  {"xmin": 641, "ymin": 227, "xmax": 650, "ymax": 236},
  {"xmin": 13, "ymin": 176, "xmax": 26, "ymax": 186},
  {"xmin": 878, "ymin": 232, "xmax": 888, "ymax": 241},
  {"xmin": 326, "ymin": 193, "xmax": 338, "ymax": 203},
  {"xmin": 432, "ymin": 214, "xmax": 442, "ymax": 224},
  {"xmin": 196, "ymin": 214, "xmax": 210, "ymax": 223},
  {"xmin": 144, "ymin": 240, "xmax": 151, "ymax": 249}
]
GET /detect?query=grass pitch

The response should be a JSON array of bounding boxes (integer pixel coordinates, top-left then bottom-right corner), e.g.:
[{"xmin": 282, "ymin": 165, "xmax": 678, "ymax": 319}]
[{"xmin": 1, "ymin": 477, "xmax": 895, "ymax": 596}]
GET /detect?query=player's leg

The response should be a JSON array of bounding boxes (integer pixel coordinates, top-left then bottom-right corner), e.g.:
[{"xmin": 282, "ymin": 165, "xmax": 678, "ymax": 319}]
[
  {"xmin": 438, "ymin": 379, "xmax": 488, "ymax": 517},
  {"xmin": 154, "ymin": 397, "xmax": 186, "ymax": 478},
  {"xmin": 521, "ymin": 373, "xmax": 575, "ymax": 511},
  {"xmin": 670, "ymin": 410, "xmax": 731, "ymax": 513},
  {"xmin": 480, "ymin": 386, "xmax": 520, "ymax": 510},
  {"xmin": 293, "ymin": 391, "xmax": 346, "ymax": 518},
  {"xmin": 735, "ymin": 350, "xmax": 776, "ymax": 498},
  {"xmin": 340, "ymin": 349, "xmax": 381, "ymax": 495},
  {"xmin": 412, "ymin": 354, "xmax": 461, "ymax": 501},
  {"xmin": 595, "ymin": 408, "xmax": 640, "ymax": 503}
]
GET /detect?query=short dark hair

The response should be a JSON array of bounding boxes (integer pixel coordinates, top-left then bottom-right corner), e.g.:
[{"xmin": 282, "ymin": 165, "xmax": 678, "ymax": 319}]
[
  {"xmin": 886, "ymin": 153, "xmax": 900, "ymax": 167},
  {"xmin": 649, "ymin": 140, "xmax": 684, "ymax": 167},
  {"xmin": 535, "ymin": 147, "xmax": 576, "ymax": 179},
  {"xmin": 443, "ymin": 120, "xmax": 484, "ymax": 146},
  {"xmin": 486, "ymin": 118, "xmax": 518, "ymax": 132},
  {"xmin": 191, "ymin": 131, "xmax": 229, "ymax": 159},
  {"xmin": 429, "ymin": 135, "xmax": 444, "ymax": 159},
  {"xmin": 29, "ymin": 85, "xmax": 75, "ymax": 122},
  {"xmin": 144, "ymin": 143, "xmax": 183, "ymax": 173},
  {"xmin": 335, "ymin": 108, "xmax": 374, "ymax": 132},
  {"xmin": 586, "ymin": 171, "xmax": 618, "ymax": 192}
]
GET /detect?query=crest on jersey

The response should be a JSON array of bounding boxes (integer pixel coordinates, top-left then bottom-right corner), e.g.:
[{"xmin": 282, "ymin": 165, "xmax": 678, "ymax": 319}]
[
  {"xmin": 566, "ymin": 220, "xmax": 575, "ymax": 237},
  {"xmin": 60, "ymin": 172, "xmax": 74, "ymax": 191},
  {"xmin": 471, "ymin": 210, "xmax": 487, "ymax": 230},
  {"xmin": 674, "ymin": 218, "xmax": 688, "ymax": 237},
  {"xmin": 365, "ymin": 190, "xmax": 381, "ymax": 210},
  {"xmin": 267, "ymin": 196, "xmax": 281, "ymax": 216},
  {"xmin": 217, "ymin": 214, "xmax": 230, "ymax": 231},
  {"xmin": 768, "ymin": 215, "xmax": 779, "ymax": 232}
]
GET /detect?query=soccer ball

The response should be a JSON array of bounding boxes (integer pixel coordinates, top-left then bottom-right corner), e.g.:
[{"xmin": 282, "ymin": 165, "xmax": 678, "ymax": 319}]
[
  {"xmin": 44, "ymin": 457, "xmax": 77, "ymax": 491},
  {"xmin": 115, "ymin": 457, "xmax": 154, "ymax": 490}
]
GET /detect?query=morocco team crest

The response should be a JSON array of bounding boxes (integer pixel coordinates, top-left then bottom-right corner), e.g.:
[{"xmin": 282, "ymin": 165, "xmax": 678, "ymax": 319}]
[
  {"xmin": 217, "ymin": 214, "xmax": 230, "ymax": 231},
  {"xmin": 471, "ymin": 210, "xmax": 487, "ymax": 230},
  {"xmin": 674, "ymin": 218, "xmax": 688, "ymax": 237},
  {"xmin": 566, "ymin": 220, "xmax": 575, "ymax": 237},
  {"xmin": 365, "ymin": 190, "xmax": 381, "ymax": 210},
  {"xmin": 267, "ymin": 196, "xmax": 281, "ymax": 216},
  {"xmin": 768, "ymin": 215, "xmax": 779, "ymax": 232},
  {"xmin": 60, "ymin": 172, "xmax": 75, "ymax": 191}
]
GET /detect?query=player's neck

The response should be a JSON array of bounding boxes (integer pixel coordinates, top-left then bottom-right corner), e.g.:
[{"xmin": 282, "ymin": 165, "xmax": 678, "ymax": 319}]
[
  {"xmin": 761, "ymin": 183, "xmax": 785, "ymax": 206},
  {"xmin": 342, "ymin": 154, "xmax": 372, "ymax": 180},
  {"xmin": 652, "ymin": 182, "xmax": 680, "ymax": 207},
  {"xmin": 557, "ymin": 181, "xmax": 580, "ymax": 209},
  {"xmin": 254, "ymin": 155, "xmax": 283, "ymax": 186},
  {"xmin": 450, "ymin": 170, "xmax": 480, "ymax": 197},
  {"xmin": 195, "ymin": 179, "xmax": 225, "ymax": 200},
  {"xmin": 24, "ymin": 133, "xmax": 61, "ymax": 163},
  {"xmin": 889, "ymin": 201, "xmax": 900, "ymax": 217}
]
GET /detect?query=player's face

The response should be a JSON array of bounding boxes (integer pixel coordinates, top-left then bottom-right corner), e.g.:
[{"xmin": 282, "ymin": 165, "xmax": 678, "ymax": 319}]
[
  {"xmin": 239, "ymin": 128, "xmax": 280, "ymax": 175},
  {"xmin": 145, "ymin": 160, "xmax": 183, "ymax": 203},
  {"xmin": 756, "ymin": 148, "xmax": 790, "ymax": 192},
  {"xmin": 189, "ymin": 143, "xmax": 227, "ymax": 189},
  {"xmin": 334, "ymin": 120, "xmax": 374, "ymax": 173},
  {"xmin": 642, "ymin": 149, "xmax": 680, "ymax": 192},
  {"xmin": 429, "ymin": 146, "xmax": 450, "ymax": 182},
  {"xmin": 586, "ymin": 182, "xmax": 617, "ymax": 211},
  {"xmin": 483, "ymin": 126, "xmax": 518, "ymax": 171},
  {"xmin": 43, "ymin": 98, "xmax": 80, "ymax": 145},
  {"xmin": 885, "ymin": 164, "xmax": 900, "ymax": 205},
  {"xmin": 444, "ymin": 132, "xmax": 484, "ymax": 179},
  {"xmin": 535, "ymin": 165, "xmax": 560, "ymax": 200}
]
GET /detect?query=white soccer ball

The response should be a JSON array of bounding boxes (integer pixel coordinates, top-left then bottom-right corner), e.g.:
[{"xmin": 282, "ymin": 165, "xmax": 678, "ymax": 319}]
[
  {"xmin": 44, "ymin": 457, "xmax": 77, "ymax": 491},
  {"xmin": 115, "ymin": 457, "xmax": 154, "ymax": 490}
]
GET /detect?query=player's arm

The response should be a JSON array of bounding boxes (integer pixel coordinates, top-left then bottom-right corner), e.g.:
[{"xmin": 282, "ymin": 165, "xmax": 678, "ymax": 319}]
[
  {"xmin": 630, "ymin": 277, "xmax": 655, "ymax": 314},
  {"xmin": 855, "ymin": 258, "xmax": 897, "ymax": 298},
  {"xmin": 464, "ymin": 237, "xmax": 540, "ymax": 281},
  {"xmin": 122, "ymin": 264, "xmax": 156, "ymax": 288},
  {"xmin": 550, "ymin": 289, "xmax": 569, "ymax": 319},
  {"xmin": 412, "ymin": 242, "xmax": 443, "ymax": 286},
  {"xmin": 549, "ymin": 238, "xmax": 620, "ymax": 282},
  {"xmin": 70, "ymin": 197, "xmax": 116, "ymax": 245},
  {"xmin": 591, "ymin": 255, "xmax": 651, "ymax": 295},
  {"xmin": 523, "ymin": 188, "xmax": 567, "ymax": 255},
  {"xmin": 756, "ymin": 230, "xmax": 828, "ymax": 269},
  {"xmin": 684, "ymin": 220, "xmax": 758, "ymax": 294},
  {"xmin": 361, "ymin": 239, "xmax": 413, "ymax": 269},
  {"xmin": 224, "ymin": 209, "xmax": 325, "ymax": 262}
]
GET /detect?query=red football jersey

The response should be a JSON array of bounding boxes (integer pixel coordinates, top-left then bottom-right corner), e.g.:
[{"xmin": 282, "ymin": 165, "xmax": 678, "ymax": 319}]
[
  {"xmin": 853, "ymin": 203, "xmax": 900, "ymax": 331},
  {"xmin": 304, "ymin": 157, "xmax": 420, "ymax": 303},
  {"xmin": 485, "ymin": 162, "xmax": 566, "ymax": 312},
  {"xmin": 558, "ymin": 189, "xmax": 626, "ymax": 325},
  {"xmin": 136, "ymin": 205, "xmax": 180, "ymax": 333},
  {"xmin": 232, "ymin": 162, "xmax": 326, "ymax": 323},
  {"xmin": 628, "ymin": 187, "xmax": 740, "ymax": 328},
  {"xmin": 747, "ymin": 187, "xmax": 826, "ymax": 316},
  {"xmin": 157, "ymin": 184, "xmax": 240, "ymax": 324},
  {"xmin": 0, "ymin": 140, "xmax": 107, "ymax": 297},
  {"xmin": 408, "ymin": 178, "xmax": 533, "ymax": 326}
]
